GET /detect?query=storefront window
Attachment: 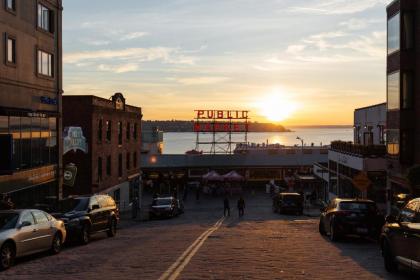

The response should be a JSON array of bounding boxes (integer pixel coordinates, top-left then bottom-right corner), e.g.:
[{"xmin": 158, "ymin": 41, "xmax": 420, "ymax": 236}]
[
  {"xmin": 388, "ymin": 13, "xmax": 400, "ymax": 55},
  {"xmin": 10, "ymin": 117, "xmax": 21, "ymax": 170},
  {"xmin": 387, "ymin": 129, "xmax": 400, "ymax": 156},
  {"xmin": 31, "ymin": 118, "xmax": 41, "ymax": 167},
  {"xmin": 0, "ymin": 116, "xmax": 8, "ymax": 134},
  {"xmin": 387, "ymin": 72, "xmax": 400, "ymax": 110},
  {"xmin": 21, "ymin": 117, "xmax": 31, "ymax": 169},
  {"xmin": 40, "ymin": 118, "xmax": 50, "ymax": 164}
]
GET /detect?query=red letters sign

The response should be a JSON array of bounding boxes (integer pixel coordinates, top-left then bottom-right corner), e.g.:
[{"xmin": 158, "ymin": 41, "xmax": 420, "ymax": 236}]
[{"xmin": 195, "ymin": 110, "xmax": 249, "ymax": 120}]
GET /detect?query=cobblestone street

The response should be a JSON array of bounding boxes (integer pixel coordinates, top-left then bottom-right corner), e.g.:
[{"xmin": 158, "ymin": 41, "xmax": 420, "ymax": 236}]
[{"xmin": 1, "ymin": 194, "xmax": 418, "ymax": 280}]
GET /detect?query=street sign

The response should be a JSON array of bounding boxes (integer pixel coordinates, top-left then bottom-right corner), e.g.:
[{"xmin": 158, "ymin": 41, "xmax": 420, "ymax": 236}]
[
  {"xmin": 63, "ymin": 164, "xmax": 77, "ymax": 187},
  {"xmin": 352, "ymin": 172, "xmax": 371, "ymax": 191}
]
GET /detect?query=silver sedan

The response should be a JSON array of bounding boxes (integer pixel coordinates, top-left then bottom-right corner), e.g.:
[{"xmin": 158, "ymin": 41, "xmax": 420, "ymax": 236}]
[{"xmin": 0, "ymin": 209, "xmax": 67, "ymax": 270}]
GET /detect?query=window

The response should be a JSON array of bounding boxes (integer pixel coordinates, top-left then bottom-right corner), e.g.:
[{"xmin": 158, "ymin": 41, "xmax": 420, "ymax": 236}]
[
  {"xmin": 97, "ymin": 119, "xmax": 103, "ymax": 142},
  {"xmin": 97, "ymin": 157, "xmax": 102, "ymax": 182},
  {"xmin": 32, "ymin": 210, "xmax": 49, "ymax": 224},
  {"xmin": 402, "ymin": 72, "xmax": 413, "ymax": 109},
  {"xmin": 118, "ymin": 153, "xmax": 123, "ymax": 177},
  {"xmin": 5, "ymin": 0, "xmax": 15, "ymax": 12},
  {"xmin": 126, "ymin": 152, "xmax": 130, "ymax": 170},
  {"xmin": 403, "ymin": 13, "xmax": 414, "ymax": 50},
  {"xmin": 106, "ymin": 121, "xmax": 111, "ymax": 141},
  {"xmin": 10, "ymin": 116, "xmax": 21, "ymax": 170},
  {"xmin": 6, "ymin": 36, "xmax": 16, "ymax": 65},
  {"xmin": 133, "ymin": 123, "xmax": 138, "ymax": 140},
  {"xmin": 37, "ymin": 50, "xmax": 53, "ymax": 77},
  {"xmin": 388, "ymin": 13, "xmax": 400, "ymax": 55},
  {"xmin": 118, "ymin": 122, "xmax": 122, "ymax": 145},
  {"xmin": 387, "ymin": 129, "xmax": 400, "ymax": 156},
  {"xmin": 387, "ymin": 72, "xmax": 400, "ymax": 111},
  {"xmin": 20, "ymin": 211, "xmax": 35, "ymax": 225},
  {"xmin": 106, "ymin": 155, "xmax": 111, "ymax": 176},
  {"xmin": 133, "ymin": 152, "xmax": 137, "ymax": 168},
  {"xmin": 126, "ymin": 122, "xmax": 131, "ymax": 141},
  {"xmin": 37, "ymin": 3, "xmax": 54, "ymax": 33}
]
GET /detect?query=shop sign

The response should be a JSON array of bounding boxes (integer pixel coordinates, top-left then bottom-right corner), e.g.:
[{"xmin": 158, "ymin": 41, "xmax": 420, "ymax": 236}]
[
  {"xmin": 63, "ymin": 163, "xmax": 77, "ymax": 187},
  {"xmin": 63, "ymin": 127, "xmax": 88, "ymax": 154},
  {"xmin": 40, "ymin": 96, "xmax": 58, "ymax": 105},
  {"xmin": 195, "ymin": 110, "xmax": 249, "ymax": 120}
]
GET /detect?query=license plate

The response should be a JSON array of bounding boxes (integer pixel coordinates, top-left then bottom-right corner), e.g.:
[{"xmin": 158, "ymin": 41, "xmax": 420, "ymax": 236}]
[{"xmin": 356, "ymin": 228, "xmax": 368, "ymax": 234}]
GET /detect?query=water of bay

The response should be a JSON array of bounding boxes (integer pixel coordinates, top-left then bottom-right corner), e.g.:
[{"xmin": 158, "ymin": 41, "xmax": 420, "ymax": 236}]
[{"xmin": 162, "ymin": 127, "xmax": 353, "ymax": 154}]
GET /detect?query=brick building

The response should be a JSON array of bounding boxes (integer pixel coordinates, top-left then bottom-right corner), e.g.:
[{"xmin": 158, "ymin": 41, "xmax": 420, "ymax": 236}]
[
  {"xmin": 386, "ymin": 0, "xmax": 420, "ymax": 196},
  {"xmin": 63, "ymin": 93, "xmax": 142, "ymax": 211},
  {"xmin": 0, "ymin": 0, "xmax": 63, "ymax": 207}
]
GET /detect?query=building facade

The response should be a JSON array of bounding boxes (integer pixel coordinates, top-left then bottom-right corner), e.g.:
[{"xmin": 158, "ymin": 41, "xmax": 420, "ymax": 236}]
[
  {"xmin": 386, "ymin": 0, "xmax": 420, "ymax": 196},
  {"xmin": 0, "ymin": 0, "xmax": 63, "ymax": 207},
  {"xmin": 314, "ymin": 103, "xmax": 387, "ymax": 208},
  {"xmin": 62, "ymin": 93, "xmax": 142, "ymax": 211}
]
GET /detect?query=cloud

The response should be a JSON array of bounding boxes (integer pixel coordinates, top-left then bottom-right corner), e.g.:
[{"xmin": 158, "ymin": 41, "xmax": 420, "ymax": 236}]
[
  {"xmin": 120, "ymin": 32, "xmax": 148, "ymax": 41},
  {"xmin": 289, "ymin": 0, "xmax": 388, "ymax": 15},
  {"xmin": 83, "ymin": 39, "xmax": 111, "ymax": 46},
  {"xmin": 64, "ymin": 47, "xmax": 197, "ymax": 66},
  {"xmin": 169, "ymin": 76, "xmax": 230, "ymax": 85},
  {"xmin": 98, "ymin": 63, "xmax": 139, "ymax": 73},
  {"xmin": 339, "ymin": 18, "xmax": 382, "ymax": 30}
]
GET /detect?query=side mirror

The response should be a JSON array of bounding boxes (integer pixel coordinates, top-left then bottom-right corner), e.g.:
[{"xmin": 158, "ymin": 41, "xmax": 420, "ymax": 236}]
[
  {"xmin": 385, "ymin": 215, "xmax": 397, "ymax": 223},
  {"xmin": 18, "ymin": 221, "xmax": 31, "ymax": 229},
  {"xmin": 91, "ymin": 204, "xmax": 100, "ymax": 211}
]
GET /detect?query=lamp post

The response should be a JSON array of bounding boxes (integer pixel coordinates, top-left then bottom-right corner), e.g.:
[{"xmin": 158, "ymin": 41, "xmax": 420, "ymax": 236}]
[{"xmin": 296, "ymin": 136, "xmax": 304, "ymax": 150}]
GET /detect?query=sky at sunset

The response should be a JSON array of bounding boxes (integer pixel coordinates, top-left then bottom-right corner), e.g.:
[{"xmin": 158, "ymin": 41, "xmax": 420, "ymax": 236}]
[{"xmin": 63, "ymin": 0, "xmax": 389, "ymax": 126}]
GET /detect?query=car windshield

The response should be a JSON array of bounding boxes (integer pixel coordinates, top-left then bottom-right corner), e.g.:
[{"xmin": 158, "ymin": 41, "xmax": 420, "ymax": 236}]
[
  {"xmin": 0, "ymin": 213, "xmax": 19, "ymax": 230},
  {"xmin": 339, "ymin": 202, "xmax": 376, "ymax": 212},
  {"xmin": 57, "ymin": 198, "xmax": 89, "ymax": 212},
  {"xmin": 152, "ymin": 199, "xmax": 172, "ymax": 206}
]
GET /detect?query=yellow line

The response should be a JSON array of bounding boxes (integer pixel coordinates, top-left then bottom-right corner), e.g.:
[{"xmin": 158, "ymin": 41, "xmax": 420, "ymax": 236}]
[{"xmin": 159, "ymin": 217, "xmax": 225, "ymax": 280}]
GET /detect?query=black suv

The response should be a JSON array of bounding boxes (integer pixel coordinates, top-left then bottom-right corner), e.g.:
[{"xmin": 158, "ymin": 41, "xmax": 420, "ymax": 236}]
[
  {"xmin": 149, "ymin": 197, "xmax": 184, "ymax": 219},
  {"xmin": 319, "ymin": 198, "xmax": 384, "ymax": 241},
  {"xmin": 54, "ymin": 195, "xmax": 119, "ymax": 244},
  {"xmin": 272, "ymin": 193, "xmax": 303, "ymax": 215},
  {"xmin": 380, "ymin": 198, "xmax": 420, "ymax": 273}
]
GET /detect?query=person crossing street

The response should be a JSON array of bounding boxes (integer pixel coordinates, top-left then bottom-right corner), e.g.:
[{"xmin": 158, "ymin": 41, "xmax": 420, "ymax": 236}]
[
  {"xmin": 223, "ymin": 197, "xmax": 230, "ymax": 217},
  {"xmin": 237, "ymin": 197, "xmax": 245, "ymax": 217}
]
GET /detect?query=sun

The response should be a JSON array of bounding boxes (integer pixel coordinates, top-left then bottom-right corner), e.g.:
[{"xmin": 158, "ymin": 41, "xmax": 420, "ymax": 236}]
[{"xmin": 257, "ymin": 89, "xmax": 298, "ymax": 123}]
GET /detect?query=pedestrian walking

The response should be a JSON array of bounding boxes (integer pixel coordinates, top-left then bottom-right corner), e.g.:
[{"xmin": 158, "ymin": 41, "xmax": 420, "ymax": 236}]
[
  {"xmin": 223, "ymin": 197, "xmax": 230, "ymax": 217},
  {"xmin": 237, "ymin": 196, "xmax": 245, "ymax": 217},
  {"xmin": 131, "ymin": 196, "xmax": 139, "ymax": 219}
]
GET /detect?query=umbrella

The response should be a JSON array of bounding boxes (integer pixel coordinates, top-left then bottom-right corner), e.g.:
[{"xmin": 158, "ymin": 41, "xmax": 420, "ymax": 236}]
[
  {"xmin": 223, "ymin": 171, "xmax": 245, "ymax": 181},
  {"xmin": 202, "ymin": 171, "xmax": 224, "ymax": 181}
]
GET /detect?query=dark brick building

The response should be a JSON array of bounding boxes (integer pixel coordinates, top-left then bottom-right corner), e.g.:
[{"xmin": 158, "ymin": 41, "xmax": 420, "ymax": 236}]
[
  {"xmin": 62, "ymin": 93, "xmax": 142, "ymax": 210},
  {"xmin": 386, "ymin": 0, "xmax": 420, "ymax": 196},
  {"xmin": 0, "ymin": 0, "xmax": 63, "ymax": 207}
]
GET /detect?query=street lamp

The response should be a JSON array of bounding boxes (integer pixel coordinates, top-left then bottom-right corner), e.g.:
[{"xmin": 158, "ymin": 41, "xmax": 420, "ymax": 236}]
[{"xmin": 296, "ymin": 136, "xmax": 304, "ymax": 149}]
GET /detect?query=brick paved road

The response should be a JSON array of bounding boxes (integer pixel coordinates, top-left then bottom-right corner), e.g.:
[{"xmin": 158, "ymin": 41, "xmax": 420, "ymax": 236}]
[{"xmin": 1, "ymin": 193, "xmax": 418, "ymax": 280}]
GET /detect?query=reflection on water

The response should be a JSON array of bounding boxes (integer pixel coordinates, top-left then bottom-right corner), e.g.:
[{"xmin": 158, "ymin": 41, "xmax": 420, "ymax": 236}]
[{"xmin": 163, "ymin": 127, "xmax": 353, "ymax": 154}]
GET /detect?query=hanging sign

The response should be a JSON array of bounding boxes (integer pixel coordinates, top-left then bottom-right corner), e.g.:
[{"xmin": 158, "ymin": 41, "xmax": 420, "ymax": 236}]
[{"xmin": 63, "ymin": 127, "xmax": 88, "ymax": 154}]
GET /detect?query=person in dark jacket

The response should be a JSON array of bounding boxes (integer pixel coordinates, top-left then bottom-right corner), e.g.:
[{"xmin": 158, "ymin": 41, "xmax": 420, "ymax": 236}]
[
  {"xmin": 223, "ymin": 197, "xmax": 230, "ymax": 217},
  {"xmin": 237, "ymin": 197, "xmax": 245, "ymax": 217}
]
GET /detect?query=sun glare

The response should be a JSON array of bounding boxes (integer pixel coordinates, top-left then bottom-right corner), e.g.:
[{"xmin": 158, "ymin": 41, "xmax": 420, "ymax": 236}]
[{"xmin": 257, "ymin": 89, "xmax": 298, "ymax": 123}]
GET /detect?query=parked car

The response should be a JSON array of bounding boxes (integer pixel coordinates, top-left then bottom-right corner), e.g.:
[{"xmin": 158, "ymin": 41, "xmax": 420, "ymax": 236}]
[
  {"xmin": 0, "ymin": 209, "xmax": 66, "ymax": 270},
  {"xmin": 319, "ymin": 198, "xmax": 384, "ymax": 241},
  {"xmin": 272, "ymin": 193, "xmax": 303, "ymax": 215},
  {"xmin": 380, "ymin": 198, "xmax": 420, "ymax": 273},
  {"xmin": 149, "ymin": 197, "xmax": 184, "ymax": 219},
  {"xmin": 53, "ymin": 195, "xmax": 119, "ymax": 245}
]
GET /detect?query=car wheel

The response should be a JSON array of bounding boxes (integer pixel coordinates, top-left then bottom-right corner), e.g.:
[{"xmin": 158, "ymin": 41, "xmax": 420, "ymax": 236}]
[
  {"xmin": 80, "ymin": 225, "xmax": 90, "ymax": 245},
  {"xmin": 50, "ymin": 233, "xmax": 62, "ymax": 254},
  {"xmin": 382, "ymin": 241, "xmax": 398, "ymax": 273},
  {"xmin": 329, "ymin": 222, "xmax": 339, "ymax": 242},
  {"xmin": 0, "ymin": 242, "xmax": 15, "ymax": 270},
  {"xmin": 319, "ymin": 220, "xmax": 326, "ymax": 236},
  {"xmin": 107, "ymin": 218, "xmax": 117, "ymax": 237}
]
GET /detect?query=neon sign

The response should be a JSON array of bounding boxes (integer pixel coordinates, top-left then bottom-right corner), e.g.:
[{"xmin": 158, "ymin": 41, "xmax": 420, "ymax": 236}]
[{"xmin": 195, "ymin": 110, "xmax": 249, "ymax": 120}]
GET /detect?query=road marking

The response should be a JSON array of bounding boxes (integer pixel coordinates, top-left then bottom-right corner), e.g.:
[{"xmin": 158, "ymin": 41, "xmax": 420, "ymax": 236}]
[{"xmin": 159, "ymin": 217, "xmax": 225, "ymax": 280}]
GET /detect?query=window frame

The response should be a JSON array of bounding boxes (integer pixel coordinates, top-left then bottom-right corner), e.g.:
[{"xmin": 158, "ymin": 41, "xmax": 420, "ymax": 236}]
[
  {"xmin": 118, "ymin": 121, "xmax": 123, "ymax": 145},
  {"xmin": 97, "ymin": 157, "xmax": 103, "ymax": 183},
  {"xmin": 387, "ymin": 71, "xmax": 400, "ymax": 111},
  {"xmin": 106, "ymin": 120, "xmax": 111, "ymax": 142},
  {"xmin": 106, "ymin": 155, "xmax": 111, "ymax": 176},
  {"xmin": 37, "ymin": 2, "xmax": 55, "ymax": 35},
  {"xmin": 37, "ymin": 48, "xmax": 54, "ymax": 78},
  {"xmin": 387, "ymin": 12, "xmax": 400, "ymax": 55},
  {"xmin": 4, "ymin": 0, "xmax": 16, "ymax": 14},
  {"xmin": 97, "ymin": 119, "xmax": 103, "ymax": 143},
  {"xmin": 118, "ymin": 153, "xmax": 123, "ymax": 178},
  {"xmin": 5, "ymin": 33, "xmax": 16, "ymax": 67}
]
